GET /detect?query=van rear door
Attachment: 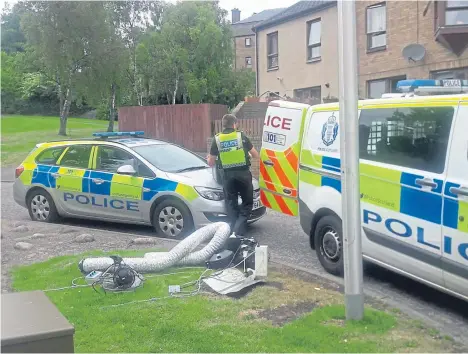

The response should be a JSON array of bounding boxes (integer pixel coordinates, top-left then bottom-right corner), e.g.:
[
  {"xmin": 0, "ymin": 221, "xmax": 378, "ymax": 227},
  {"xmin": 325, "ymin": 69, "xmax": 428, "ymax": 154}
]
[{"xmin": 259, "ymin": 100, "xmax": 308, "ymax": 216}]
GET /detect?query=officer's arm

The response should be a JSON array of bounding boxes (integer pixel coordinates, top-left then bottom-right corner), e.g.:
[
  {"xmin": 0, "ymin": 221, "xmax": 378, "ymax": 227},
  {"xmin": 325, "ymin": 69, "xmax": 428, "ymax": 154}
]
[
  {"xmin": 207, "ymin": 154, "xmax": 216, "ymax": 167},
  {"xmin": 243, "ymin": 133, "xmax": 259, "ymax": 159},
  {"xmin": 207, "ymin": 139, "xmax": 218, "ymax": 167},
  {"xmin": 249, "ymin": 147, "xmax": 259, "ymax": 159}
]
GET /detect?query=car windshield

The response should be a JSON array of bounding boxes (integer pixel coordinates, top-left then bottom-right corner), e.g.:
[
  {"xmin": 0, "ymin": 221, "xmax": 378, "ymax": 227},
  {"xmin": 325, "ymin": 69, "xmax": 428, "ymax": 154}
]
[{"xmin": 132, "ymin": 143, "xmax": 209, "ymax": 173}]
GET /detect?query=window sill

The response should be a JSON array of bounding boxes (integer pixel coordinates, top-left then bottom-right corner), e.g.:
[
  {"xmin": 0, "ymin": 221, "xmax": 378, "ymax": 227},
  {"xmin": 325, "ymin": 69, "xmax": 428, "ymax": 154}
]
[
  {"xmin": 306, "ymin": 57, "xmax": 322, "ymax": 64},
  {"xmin": 366, "ymin": 46, "xmax": 387, "ymax": 54},
  {"xmin": 267, "ymin": 67, "xmax": 279, "ymax": 72}
]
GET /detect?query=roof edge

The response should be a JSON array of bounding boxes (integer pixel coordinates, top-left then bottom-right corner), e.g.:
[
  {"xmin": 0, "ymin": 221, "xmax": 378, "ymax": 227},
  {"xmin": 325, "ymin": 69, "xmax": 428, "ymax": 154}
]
[{"xmin": 253, "ymin": 1, "xmax": 337, "ymax": 32}]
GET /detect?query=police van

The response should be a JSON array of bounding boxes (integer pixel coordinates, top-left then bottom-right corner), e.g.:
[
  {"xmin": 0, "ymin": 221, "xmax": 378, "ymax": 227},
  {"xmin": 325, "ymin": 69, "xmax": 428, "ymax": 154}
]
[{"xmin": 259, "ymin": 79, "xmax": 468, "ymax": 301}]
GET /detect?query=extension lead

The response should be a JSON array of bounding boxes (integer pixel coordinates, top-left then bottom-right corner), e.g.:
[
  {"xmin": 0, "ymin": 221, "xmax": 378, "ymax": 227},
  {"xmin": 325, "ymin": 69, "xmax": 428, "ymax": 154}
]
[
  {"xmin": 100, "ymin": 249, "xmax": 258, "ymax": 309},
  {"xmin": 40, "ymin": 268, "xmax": 207, "ymax": 293}
]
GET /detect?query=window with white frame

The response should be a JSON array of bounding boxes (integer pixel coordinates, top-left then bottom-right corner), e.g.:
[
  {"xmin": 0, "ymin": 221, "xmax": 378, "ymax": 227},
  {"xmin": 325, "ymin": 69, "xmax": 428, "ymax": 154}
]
[
  {"xmin": 366, "ymin": 3, "xmax": 386, "ymax": 50},
  {"xmin": 267, "ymin": 32, "xmax": 278, "ymax": 69},
  {"xmin": 245, "ymin": 37, "xmax": 252, "ymax": 47},
  {"xmin": 245, "ymin": 56, "xmax": 252, "ymax": 68},
  {"xmin": 307, "ymin": 19, "xmax": 321, "ymax": 61}
]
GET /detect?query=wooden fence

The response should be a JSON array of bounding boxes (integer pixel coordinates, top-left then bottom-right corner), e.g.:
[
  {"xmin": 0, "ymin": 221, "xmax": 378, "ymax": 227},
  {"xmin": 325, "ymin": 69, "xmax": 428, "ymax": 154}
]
[
  {"xmin": 213, "ymin": 118, "xmax": 264, "ymax": 136},
  {"xmin": 118, "ymin": 104, "xmax": 227, "ymax": 152}
]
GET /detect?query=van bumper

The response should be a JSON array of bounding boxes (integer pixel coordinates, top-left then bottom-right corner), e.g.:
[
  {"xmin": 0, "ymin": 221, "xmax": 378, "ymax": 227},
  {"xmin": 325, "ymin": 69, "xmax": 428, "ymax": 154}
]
[{"xmin": 299, "ymin": 198, "xmax": 315, "ymax": 248}]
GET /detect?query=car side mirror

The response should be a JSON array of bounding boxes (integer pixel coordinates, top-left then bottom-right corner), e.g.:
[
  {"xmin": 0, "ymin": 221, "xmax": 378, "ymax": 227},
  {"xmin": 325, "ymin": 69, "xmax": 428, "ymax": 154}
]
[{"xmin": 117, "ymin": 164, "xmax": 137, "ymax": 175}]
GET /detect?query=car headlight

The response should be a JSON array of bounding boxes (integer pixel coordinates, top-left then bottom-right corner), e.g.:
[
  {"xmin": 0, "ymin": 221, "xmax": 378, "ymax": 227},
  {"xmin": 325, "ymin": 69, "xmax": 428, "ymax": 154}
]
[{"xmin": 194, "ymin": 187, "xmax": 224, "ymax": 201}]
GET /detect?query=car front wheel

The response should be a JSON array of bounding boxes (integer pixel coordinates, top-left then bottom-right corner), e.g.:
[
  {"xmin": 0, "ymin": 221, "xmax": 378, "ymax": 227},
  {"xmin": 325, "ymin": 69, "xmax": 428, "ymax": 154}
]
[{"xmin": 153, "ymin": 198, "xmax": 194, "ymax": 239}]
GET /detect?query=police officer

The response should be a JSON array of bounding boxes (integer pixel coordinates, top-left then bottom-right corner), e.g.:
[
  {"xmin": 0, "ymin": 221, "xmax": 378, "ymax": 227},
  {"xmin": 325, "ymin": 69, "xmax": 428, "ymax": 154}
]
[{"xmin": 207, "ymin": 114, "xmax": 259, "ymax": 236}]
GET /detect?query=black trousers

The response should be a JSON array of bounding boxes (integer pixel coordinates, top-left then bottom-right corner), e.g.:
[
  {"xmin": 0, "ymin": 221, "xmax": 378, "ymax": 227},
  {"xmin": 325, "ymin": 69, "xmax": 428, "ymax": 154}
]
[{"xmin": 223, "ymin": 168, "xmax": 253, "ymax": 236}]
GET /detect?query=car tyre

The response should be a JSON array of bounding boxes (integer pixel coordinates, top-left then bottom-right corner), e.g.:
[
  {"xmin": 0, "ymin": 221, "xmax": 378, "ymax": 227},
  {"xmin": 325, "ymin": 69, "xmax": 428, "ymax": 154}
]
[
  {"xmin": 153, "ymin": 198, "xmax": 194, "ymax": 240},
  {"xmin": 314, "ymin": 215, "xmax": 344, "ymax": 276},
  {"xmin": 26, "ymin": 189, "xmax": 59, "ymax": 223}
]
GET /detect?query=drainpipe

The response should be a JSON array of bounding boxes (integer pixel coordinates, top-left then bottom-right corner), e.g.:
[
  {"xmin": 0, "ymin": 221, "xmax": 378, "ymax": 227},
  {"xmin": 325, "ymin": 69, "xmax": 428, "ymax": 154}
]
[{"xmin": 255, "ymin": 29, "xmax": 259, "ymax": 96}]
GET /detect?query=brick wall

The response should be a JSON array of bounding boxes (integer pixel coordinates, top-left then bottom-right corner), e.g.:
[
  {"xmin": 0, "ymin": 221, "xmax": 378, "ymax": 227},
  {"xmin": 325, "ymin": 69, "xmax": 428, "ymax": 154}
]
[
  {"xmin": 207, "ymin": 135, "xmax": 262, "ymax": 179},
  {"xmin": 234, "ymin": 35, "xmax": 256, "ymax": 71},
  {"xmin": 356, "ymin": 1, "xmax": 468, "ymax": 97}
]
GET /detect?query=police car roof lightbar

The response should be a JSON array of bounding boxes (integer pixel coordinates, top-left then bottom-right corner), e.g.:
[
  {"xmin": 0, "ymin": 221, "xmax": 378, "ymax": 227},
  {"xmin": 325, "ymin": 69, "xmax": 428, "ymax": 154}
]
[
  {"xmin": 396, "ymin": 79, "xmax": 468, "ymax": 95},
  {"xmin": 93, "ymin": 131, "xmax": 145, "ymax": 138}
]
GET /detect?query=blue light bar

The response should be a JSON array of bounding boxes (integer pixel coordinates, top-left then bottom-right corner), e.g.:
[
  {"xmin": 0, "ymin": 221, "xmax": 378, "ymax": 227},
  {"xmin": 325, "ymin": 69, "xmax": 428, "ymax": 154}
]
[
  {"xmin": 396, "ymin": 79, "xmax": 437, "ymax": 92},
  {"xmin": 93, "ymin": 131, "xmax": 145, "ymax": 138},
  {"xmin": 396, "ymin": 79, "xmax": 468, "ymax": 93}
]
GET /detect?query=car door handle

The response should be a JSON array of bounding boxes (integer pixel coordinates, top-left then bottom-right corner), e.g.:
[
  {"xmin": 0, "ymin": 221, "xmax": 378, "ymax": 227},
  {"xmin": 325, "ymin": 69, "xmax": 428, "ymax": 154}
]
[
  {"xmin": 143, "ymin": 187, "xmax": 151, "ymax": 192},
  {"xmin": 449, "ymin": 186, "xmax": 468, "ymax": 197},
  {"xmin": 51, "ymin": 173, "xmax": 59, "ymax": 178},
  {"xmin": 415, "ymin": 178, "xmax": 437, "ymax": 189},
  {"xmin": 263, "ymin": 160, "xmax": 274, "ymax": 166},
  {"xmin": 283, "ymin": 188, "xmax": 292, "ymax": 195},
  {"xmin": 92, "ymin": 178, "xmax": 104, "ymax": 185}
]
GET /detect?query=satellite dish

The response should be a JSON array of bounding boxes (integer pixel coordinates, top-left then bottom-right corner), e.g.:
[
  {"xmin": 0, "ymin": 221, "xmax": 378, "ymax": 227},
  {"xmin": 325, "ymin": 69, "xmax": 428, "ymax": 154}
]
[{"xmin": 402, "ymin": 44, "xmax": 426, "ymax": 62}]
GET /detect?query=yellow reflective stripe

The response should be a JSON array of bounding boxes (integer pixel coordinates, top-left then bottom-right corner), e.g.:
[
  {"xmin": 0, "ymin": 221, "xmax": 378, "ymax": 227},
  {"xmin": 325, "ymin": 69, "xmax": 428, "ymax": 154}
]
[
  {"xmin": 56, "ymin": 167, "xmax": 85, "ymax": 192},
  {"xmin": 260, "ymin": 149, "xmax": 282, "ymax": 192},
  {"xmin": 56, "ymin": 147, "xmax": 70, "ymax": 165},
  {"xmin": 19, "ymin": 162, "xmax": 36, "ymax": 185},
  {"xmin": 459, "ymin": 200, "xmax": 468, "ymax": 233},
  {"xmin": 175, "ymin": 183, "xmax": 198, "ymax": 202},
  {"xmin": 90, "ymin": 146, "xmax": 97, "ymax": 169},
  {"xmin": 360, "ymin": 164, "xmax": 401, "ymax": 212},
  {"xmin": 283, "ymin": 197, "xmax": 298, "ymax": 216},
  {"xmin": 299, "ymin": 168, "xmax": 321, "ymax": 186},
  {"xmin": 300, "ymin": 150, "xmax": 322, "ymax": 168},
  {"xmin": 272, "ymin": 149, "xmax": 297, "ymax": 185},
  {"xmin": 110, "ymin": 175, "xmax": 143, "ymax": 200},
  {"xmin": 262, "ymin": 190, "xmax": 280, "ymax": 210}
]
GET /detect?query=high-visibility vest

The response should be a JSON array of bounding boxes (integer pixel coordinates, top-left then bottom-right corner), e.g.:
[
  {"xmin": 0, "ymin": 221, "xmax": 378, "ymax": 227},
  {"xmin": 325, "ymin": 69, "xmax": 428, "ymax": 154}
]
[{"xmin": 215, "ymin": 131, "xmax": 247, "ymax": 169}]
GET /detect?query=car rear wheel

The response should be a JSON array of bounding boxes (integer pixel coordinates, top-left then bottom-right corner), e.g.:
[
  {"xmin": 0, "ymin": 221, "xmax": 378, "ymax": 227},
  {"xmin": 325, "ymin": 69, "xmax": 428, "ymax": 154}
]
[
  {"xmin": 314, "ymin": 215, "xmax": 344, "ymax": 276},
  {"xmin": 27, "ymin": 189, "xmax": 59, "ymax": 223},
  {"xmin": 153, "ymin": 198, "xmax": 193, "ymax": 239}
]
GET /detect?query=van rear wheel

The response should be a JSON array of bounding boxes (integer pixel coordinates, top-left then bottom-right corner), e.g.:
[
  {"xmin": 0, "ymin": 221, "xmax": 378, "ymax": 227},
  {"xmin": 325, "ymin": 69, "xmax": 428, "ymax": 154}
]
[{"xmin": 314, "ymin": 215, "xmax": 344, "ymax": 276}]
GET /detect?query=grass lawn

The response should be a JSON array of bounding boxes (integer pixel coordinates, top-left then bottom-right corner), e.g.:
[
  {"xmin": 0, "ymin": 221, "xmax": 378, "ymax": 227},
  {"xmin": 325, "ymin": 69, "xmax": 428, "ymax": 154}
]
[
  {"xmin": 11, "ymin": 250, "xmax": 458, "ymax": 353},
  {"xmin": 1, "ymin": 115, "xmax": 115, "ymax": 166}
]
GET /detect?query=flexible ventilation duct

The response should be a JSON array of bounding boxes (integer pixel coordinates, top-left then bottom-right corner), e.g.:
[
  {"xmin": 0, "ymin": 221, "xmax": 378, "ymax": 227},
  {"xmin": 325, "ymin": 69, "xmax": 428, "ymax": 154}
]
[{"xmin": 79, "ymin": 222, "xmax": 231, "ymax": 274}]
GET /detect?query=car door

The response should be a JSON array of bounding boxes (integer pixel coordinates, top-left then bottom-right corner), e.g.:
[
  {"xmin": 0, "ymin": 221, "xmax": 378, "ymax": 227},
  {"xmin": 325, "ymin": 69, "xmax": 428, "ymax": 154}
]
[
  {"xmin": 259, "ymin": 101, "xmax": 309, "ymax": 216},
  {"xmin": 358, "ymin": 103, "xmax": 452, "ymax": 287},
  {"xmin": 89, "ymin": 144, "xmax": 146, "ymax": 222},
  {"xmin": 50, "ymin": 144, "xmax": 94, "ymax": 216},
  {"xmin": 442, "ymin": 102, "xmax": 468, "ymax": 298}
]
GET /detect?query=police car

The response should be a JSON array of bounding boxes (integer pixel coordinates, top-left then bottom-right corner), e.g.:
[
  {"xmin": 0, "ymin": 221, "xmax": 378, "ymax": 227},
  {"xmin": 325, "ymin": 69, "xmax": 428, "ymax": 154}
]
[
  {"xmin": 13, "ymin": 131, "xmax": 266, "ymax": 239},
  {"xmin": 259, "ymin": 79, "xmax": 468, "ymax": 301}
]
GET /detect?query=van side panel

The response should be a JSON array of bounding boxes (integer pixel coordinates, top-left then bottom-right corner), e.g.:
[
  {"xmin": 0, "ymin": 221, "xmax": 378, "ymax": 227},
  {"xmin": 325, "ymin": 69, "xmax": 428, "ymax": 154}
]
[
  {"xmin": 442, "ymin": 103, "xmax": 468, "ymax": 299},
  {"xmin": 259, "ymin": 102, "xmax": 308, "ymax": 216},
  {"xmin": 300, "ymin": 106, "xmax": 451, "ymax": 290}
]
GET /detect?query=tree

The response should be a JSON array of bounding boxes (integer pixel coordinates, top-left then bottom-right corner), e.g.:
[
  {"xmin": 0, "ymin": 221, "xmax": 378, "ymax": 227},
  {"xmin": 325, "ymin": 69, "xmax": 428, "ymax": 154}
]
[
  {"xmin": 1, "ymin": 1, "xmax": 27, "ymax": 53},
  {"xmin": 80, "ymin": 2, "xmax": 130, "ymax": 132},
  {"xmin": 109, "ymin": 0, "xmax": 162, "ymax": 106},
  {"xmin": 137, "ymin": 2, "xmax": 253, "ymax": 108},
  {"xmin": 21, "ymin": 1, "xmax": 109, "ymax": 135}
]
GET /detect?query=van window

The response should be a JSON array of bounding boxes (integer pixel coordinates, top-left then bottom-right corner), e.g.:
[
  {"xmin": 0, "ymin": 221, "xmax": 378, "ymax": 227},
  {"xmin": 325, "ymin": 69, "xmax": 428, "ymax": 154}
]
[{"xmin": 359, "ymin": 107, "xmax": 454, "ymax": 173}]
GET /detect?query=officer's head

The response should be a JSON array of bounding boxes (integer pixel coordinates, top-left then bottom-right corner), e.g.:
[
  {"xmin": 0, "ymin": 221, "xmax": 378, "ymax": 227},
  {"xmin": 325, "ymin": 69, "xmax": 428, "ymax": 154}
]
[{"xmin": 222, "ymin": 114, "xmax": 238, "ymax": 130}]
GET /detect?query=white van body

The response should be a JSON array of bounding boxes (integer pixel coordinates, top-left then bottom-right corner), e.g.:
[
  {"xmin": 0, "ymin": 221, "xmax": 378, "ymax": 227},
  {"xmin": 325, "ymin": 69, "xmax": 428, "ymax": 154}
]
[{"xmin": 259, "ymin": 94, "xmax": 468, "ymax": 302}]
